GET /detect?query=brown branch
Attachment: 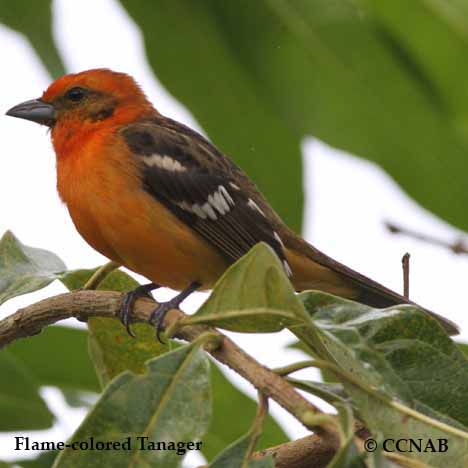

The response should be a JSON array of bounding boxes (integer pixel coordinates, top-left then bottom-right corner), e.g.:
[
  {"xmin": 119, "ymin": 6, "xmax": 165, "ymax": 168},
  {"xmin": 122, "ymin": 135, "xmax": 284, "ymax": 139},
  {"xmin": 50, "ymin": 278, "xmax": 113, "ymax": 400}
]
[
  {"xmin": 0, "ymin": 290, "xmax": 340, "ymax": 450},
  {"xmin": 197, "ymin": 433, "xmax": 337, "ymax": 468},
  {"xmin": 385, "ymin": 220, "xmax": 468, "ymax": 255},
  {"xmin": 251, "ymin": 421, "xmax": 370, "ymax": 468},
  {"xmin": 252, "ymin": 433, "xmax": 337, "ymax": 468}
]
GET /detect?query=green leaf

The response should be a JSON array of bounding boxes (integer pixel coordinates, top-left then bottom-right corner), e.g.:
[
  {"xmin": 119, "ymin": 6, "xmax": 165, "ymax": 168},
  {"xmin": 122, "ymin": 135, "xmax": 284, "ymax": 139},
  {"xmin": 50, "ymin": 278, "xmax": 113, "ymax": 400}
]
[
  {"xmin": 59, "ymin": 266, "xmax": 139, "ymax": 292},
  {"xmin": 361, "ymin": 434, "xmax": 403, "ymax": 468},
  {"xmin": 328, "ymin": 405, "xmax": 366, "ymax": 468},
  {"xmin": 457, "ymin": 341, "xmax": 468, "ymax": 359},
  {"xmin": 6, "ymin": 325, "xmax": 100, "ymax": 393},
  {"xmin": 14, "ymin": 451, "xmax": 58, "ymax": 468},
  {"xmin": 287, "ymin": 378, "xmax": 349, "ymax": 407},
  {"xmin": 366, "ymin": 0, "xmax": 468, "ymax": 128},
  {"xmin": 4, "ymin": 325, "xmax": 99, "ymax": 430},
  {"xmin": 62, "ymin": 261, "xmax": 289, "ymax": 460},
  {"xmin": 0, "ymin": 0, "xmax": 65, "ymax": 78},
  {"xmin": 0, "ymin": 351, "xmax": 53, "ymax": 430},
  {"xmin": 122, "ymin": 0, "xmax": 468, "ymax": 231},
  {"xmin": 187, "ymin": 243, "xmax": 303, "ymax": 332},
  {"xmin": 205, "ymin": 363, "xmax": 287, "ymax": 461},
  {"xmin": 88, "ymin": 316, "xmax": 288, "ymax": 462},
  {"xmin": 87, "ymin": 324, "xmax": 288, "ymax": 463},
  {"xmin": 88, "ymin": 318, "xmax": 170, "ymax": 389},
  {"xmin": 71, "ymin": 266, "xmax": 288, "ymax": 460},
  {"xmin": 0, "ymin": 231, "xmax": 66, "ymax": 306},
  {"xmin": 208, "ymin": 433, "xmax": 274, "ymax": 468},
  {"xmin": 327, "ymin": 440, "xmax": 365, "ymax": 468},
  {"xmin": 120, "ymin": 0, "xmax": 303, "ymax": 232},
  {"xmin": 300, "ymin": 291, "xmax": 468, "ymax": 427},
  {"xmin": 53, "ymin": 343, "xmax": 211, "ymax": 468},
  {"xmin": 298, "ymin": 291, "xmax": 468, "ymax": 466},
  {"xmin": 60, "ymin": 389, "xmax": 96, "ymax": 408},
  {"xmin": 343, "ymin": 382, "xmax": 468, "ymax": 467},
  {"xmin": 60, "ymin": 266, "xmax": 167, "ymax": 390},
  {"xmin": 262, "ymin": 0, "xmax": 468, "ymax": 230}
]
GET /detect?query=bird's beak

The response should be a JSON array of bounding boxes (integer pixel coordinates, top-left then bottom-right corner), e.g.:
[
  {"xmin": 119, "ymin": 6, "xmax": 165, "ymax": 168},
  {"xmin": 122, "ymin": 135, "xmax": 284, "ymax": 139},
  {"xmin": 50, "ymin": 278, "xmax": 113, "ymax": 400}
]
[{"xmin": 6, "ymin": 99, "xmax": 56, "ymax": 127}]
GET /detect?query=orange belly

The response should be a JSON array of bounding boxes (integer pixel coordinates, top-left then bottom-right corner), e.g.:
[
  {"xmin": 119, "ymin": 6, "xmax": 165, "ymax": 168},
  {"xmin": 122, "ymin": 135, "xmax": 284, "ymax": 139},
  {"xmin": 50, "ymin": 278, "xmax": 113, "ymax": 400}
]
[
  {"xmin": 57, "ymin": 140, "xmax": 228, "ymax": 291},
  {"xmin": 67, "ymin": 189, "xmax": 228, "ymax": 290}
]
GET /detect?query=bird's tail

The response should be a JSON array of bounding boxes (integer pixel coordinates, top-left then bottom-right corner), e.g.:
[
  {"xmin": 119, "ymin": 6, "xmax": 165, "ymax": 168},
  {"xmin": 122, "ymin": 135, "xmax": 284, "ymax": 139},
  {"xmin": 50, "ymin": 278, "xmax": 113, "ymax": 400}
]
[{"xmin": 285, "ymin": 237, "xmax": 459, "ymax": 336}]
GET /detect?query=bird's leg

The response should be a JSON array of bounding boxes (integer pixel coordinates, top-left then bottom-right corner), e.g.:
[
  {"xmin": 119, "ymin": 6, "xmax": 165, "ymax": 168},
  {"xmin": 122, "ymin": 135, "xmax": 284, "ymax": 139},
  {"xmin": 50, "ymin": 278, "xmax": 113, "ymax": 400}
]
[
  {"xmin": 149, "ymin": 281, "xmax": 200, "ymax": 343},
  {"xmin": 119, "ymin": 282, "xmax": 160, "ymax": 337}
]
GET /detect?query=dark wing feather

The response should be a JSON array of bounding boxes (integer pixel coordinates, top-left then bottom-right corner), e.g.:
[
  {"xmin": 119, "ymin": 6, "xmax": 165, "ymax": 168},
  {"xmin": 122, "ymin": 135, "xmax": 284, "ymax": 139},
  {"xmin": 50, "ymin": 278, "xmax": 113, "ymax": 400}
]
[
  {"xmin": 120, "ymin": 117, "xmax": 459, "ymax": 335},
  {"xmin": 121, "ymin": 118, "xmax": 290, "ymax": 272}
]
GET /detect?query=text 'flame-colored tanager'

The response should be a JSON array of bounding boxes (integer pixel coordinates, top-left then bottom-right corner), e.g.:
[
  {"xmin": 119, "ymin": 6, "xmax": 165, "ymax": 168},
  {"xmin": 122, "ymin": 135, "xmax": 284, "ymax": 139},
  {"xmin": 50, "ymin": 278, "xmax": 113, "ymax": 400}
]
[{"xmin": 6, "ymin": 69, "xmax": 458, "ymax": 337}]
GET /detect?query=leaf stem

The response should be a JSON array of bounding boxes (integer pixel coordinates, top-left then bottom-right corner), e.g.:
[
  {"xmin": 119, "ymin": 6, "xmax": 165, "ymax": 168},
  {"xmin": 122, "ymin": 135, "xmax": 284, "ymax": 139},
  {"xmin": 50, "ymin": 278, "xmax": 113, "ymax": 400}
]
[
  {"xmin": 245, "ymin": 393, "xmax": 269, "ymax": 465},
  {"xmin": 83, "ymin": 261, "xmax": 120, "ymax": 290},
  {"xmin": 273, "ymin": 360, "xmax": 317, "ymax": 376}
]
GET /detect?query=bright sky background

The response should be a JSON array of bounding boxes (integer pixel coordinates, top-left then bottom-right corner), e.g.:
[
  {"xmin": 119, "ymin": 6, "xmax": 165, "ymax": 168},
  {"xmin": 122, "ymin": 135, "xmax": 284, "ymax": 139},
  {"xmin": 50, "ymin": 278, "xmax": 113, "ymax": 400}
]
[{"xmin": 1, "ymin": 0, "xmax": 467, "ymax": 465}]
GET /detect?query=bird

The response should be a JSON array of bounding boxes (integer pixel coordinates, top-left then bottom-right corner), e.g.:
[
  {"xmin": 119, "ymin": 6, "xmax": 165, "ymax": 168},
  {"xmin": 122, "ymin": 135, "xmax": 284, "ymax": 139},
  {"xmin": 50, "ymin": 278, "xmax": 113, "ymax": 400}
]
[{"xmin": 6, "ymin": 68, "xmax": 458, "ymax": 338}]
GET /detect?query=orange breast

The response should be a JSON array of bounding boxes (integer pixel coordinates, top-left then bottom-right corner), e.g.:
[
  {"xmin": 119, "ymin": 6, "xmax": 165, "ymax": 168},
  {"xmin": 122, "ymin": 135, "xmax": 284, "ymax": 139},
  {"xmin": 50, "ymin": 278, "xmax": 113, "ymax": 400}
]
[{"xmin": 56, "ymin": 130, "xmax": 228, "ymax": 290}]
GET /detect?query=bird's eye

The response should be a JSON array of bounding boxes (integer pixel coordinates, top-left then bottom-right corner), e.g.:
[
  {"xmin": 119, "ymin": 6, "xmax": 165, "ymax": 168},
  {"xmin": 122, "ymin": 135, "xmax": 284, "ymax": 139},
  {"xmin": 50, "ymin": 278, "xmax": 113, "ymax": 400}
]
[{"xmin": 65, "ymin": 87, "xmax": 87, "ymax": 102}]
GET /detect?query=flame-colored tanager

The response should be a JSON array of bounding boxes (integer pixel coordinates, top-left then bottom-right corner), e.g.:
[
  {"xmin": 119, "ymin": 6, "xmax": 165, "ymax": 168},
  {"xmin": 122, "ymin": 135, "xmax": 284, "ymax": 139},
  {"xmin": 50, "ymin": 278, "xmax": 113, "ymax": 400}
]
[{"xmin": 6, "ymin": 69, "xmax": 458, "ymax": 337}]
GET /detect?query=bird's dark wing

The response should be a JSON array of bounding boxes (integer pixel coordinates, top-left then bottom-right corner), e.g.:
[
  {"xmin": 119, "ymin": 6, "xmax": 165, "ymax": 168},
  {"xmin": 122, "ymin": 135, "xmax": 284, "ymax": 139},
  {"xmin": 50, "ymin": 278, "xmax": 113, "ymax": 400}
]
[
  {"xmin": 121, "ymin": 117, "xmax": 291, "ymax": 273},
  {"xmin": 120, "ymin": 117, "xmax": 459, "ymax": 336}
]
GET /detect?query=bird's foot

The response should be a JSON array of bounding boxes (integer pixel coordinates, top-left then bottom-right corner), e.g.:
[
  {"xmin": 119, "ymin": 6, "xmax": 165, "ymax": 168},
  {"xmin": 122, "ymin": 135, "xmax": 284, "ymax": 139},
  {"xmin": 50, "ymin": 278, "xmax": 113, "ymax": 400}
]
[
  {"xmin": 149, "ymin": 281, "xmax": 200, "ymax": 343},
  {"xmin": 119, "ymin": 283, "xmax": 160, "ymax": 337}
]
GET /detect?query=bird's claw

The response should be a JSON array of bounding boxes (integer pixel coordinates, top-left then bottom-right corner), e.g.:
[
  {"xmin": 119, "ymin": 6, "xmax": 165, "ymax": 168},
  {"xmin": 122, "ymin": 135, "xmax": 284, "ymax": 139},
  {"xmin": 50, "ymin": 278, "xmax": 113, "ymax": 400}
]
[
  {"xmin": 148, "ymin": 281, "xmax": 200, "ymax": 343},
  {"xmin": 149, "ymin": 302, "xmax": 175, "ymax": 343},
  {"xmin": 119, "ymin": 283, "xmax": 159, "ymax": 337}
]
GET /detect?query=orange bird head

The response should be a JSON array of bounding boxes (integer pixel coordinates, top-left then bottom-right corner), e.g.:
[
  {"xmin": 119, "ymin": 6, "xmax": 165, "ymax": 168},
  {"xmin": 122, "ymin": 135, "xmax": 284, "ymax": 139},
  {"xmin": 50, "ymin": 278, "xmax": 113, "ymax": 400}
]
[{"xmin": 6, "ymin": 68, "xmax": 156, "ymax": 133}]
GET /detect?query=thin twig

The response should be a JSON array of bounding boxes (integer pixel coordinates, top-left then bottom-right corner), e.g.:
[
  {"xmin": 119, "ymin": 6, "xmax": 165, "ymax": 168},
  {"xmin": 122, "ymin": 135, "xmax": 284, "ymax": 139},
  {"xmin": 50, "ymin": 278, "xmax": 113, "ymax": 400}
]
[
  {"xmin": 247, "ymin": 393, "xmax": 269, "ymax": 460},
  {"xmin": 385, "ymin": 220, "xmax": 468, "ymax": 255},
  {"xmin": 402, "ymin": 253, "xmax": 410, "ymax": 300}
]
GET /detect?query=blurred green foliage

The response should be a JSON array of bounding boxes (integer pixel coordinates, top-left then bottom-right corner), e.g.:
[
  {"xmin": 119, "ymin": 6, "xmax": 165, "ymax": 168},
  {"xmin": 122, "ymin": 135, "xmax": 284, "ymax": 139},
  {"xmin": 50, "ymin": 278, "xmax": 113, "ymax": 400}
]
[
  {"xmin": 0, "ymin": 0, "xmax": 64, "ymax": 78},
  {"xmin": 1, "ymin": 2, "xmax": 468, "ymax": 466},
  {"xmin": 3, "ymin": 1, "xmax": 468, "ymax": 231}
]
